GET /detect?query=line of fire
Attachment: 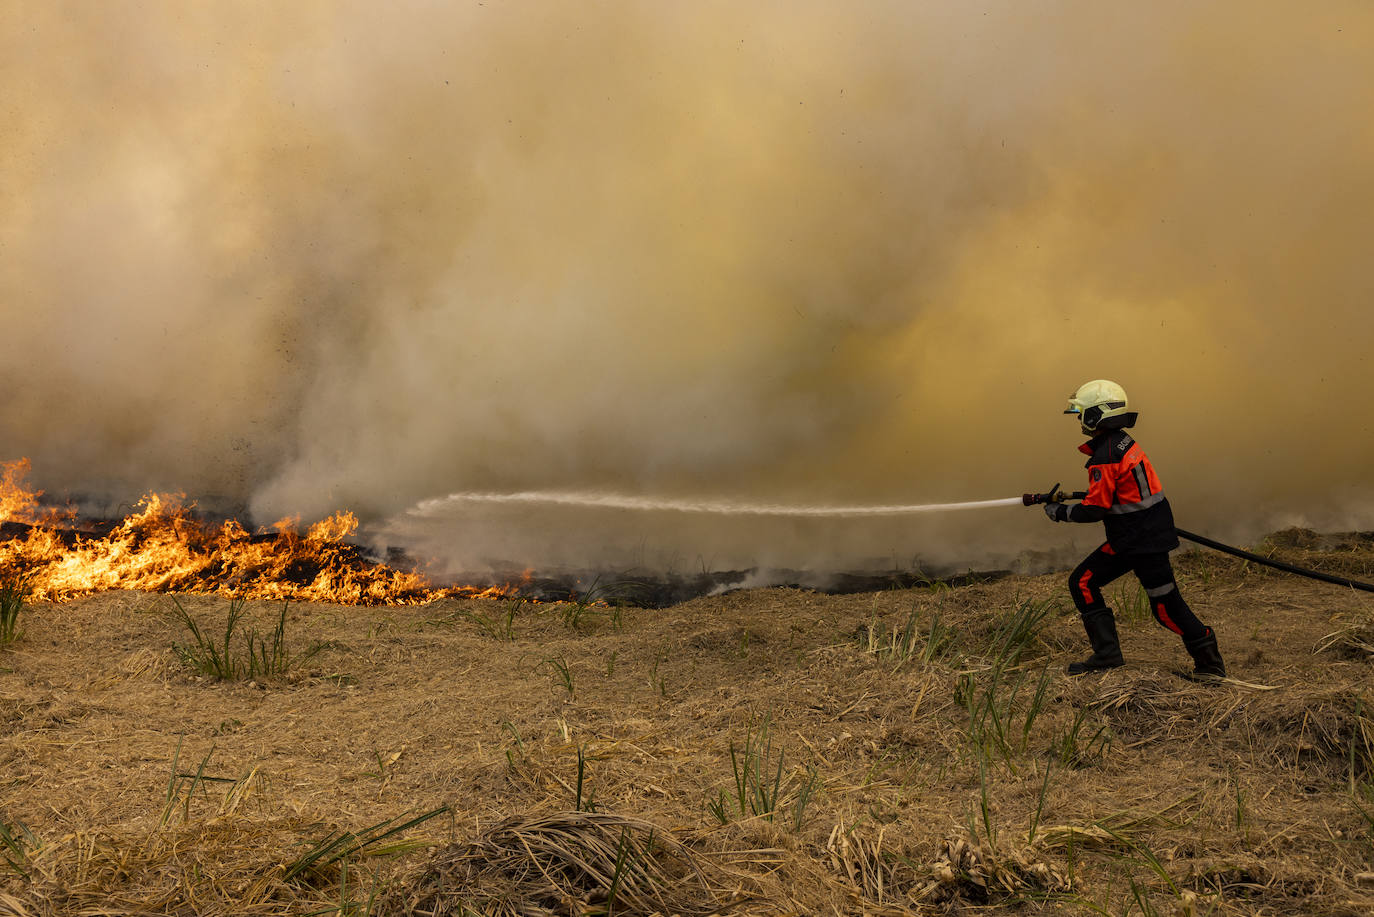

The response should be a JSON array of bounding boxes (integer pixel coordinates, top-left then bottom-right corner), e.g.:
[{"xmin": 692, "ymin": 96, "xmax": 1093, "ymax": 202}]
[{"xmin": 0, "ymin": 458, "xmax": 522, "ymax": 606}]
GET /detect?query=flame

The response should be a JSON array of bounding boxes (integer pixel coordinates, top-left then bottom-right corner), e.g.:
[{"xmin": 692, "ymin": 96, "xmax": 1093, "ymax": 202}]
[
  {"xmin": 0, "ymin": 459, "xmax": 517, "ymax": 605},
  {"xmin": 0, "ymin": 458, "xmax": 42, "ymax": 526}
]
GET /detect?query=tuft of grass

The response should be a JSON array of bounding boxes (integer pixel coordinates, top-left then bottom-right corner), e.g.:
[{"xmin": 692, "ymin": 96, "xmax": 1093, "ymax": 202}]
[
  {"xmin": 1228, "ymin": 764, "xmax": 1247, "ymax": 836},
  {"xmin": 312, "ymin": 859, "xmax": 384, "ymax": 917},
  {"xmin": 1192, "ymin": 552, "xmax": 1215, "ymax": 585},
  {"xmin": 284, "ymin": 806, "xmax": 451, "ymax": 883},
  {"xmin": 1050, "ymin": 705, "xmax": 1113, "ymax": 769},
  {"xmin": 605, "ymin": 825, "xmax": 637, "ymax": 914},
  {"xmin": 501, "ymin": 721, "xmax": 529, "ymax": 779},
  {"xmin": 1099, "ymin": 827, "xmax": 1184, "ymax": 915},
  {"xmin": 540, "ymin": 655, "xmax": 575, "ymax": 698},
  {"xmin": 950, "ymin": 596, "xmax": 1066, "ymax": 775},
  {"xmin": 162, "ymin": 737, "xmax": 210, "ymax": 826},
  {"xmin": 648, "ymin": 650, "xmax": 669, "ymax": 697},
  {"xmin": 575, "ymin": 744, "xmax": 597, "ymax": 813},
  {"xmin": 159, "ymin": 739, "xmax": 263, "ymax": 827},
  {"xmin": 1110, "ymin": 582, "xmax": 1150, "ymax": 627},
  {"xmin": 559, "ymin": 575, "xmax": 648, "ymax": 632},
  {"xmin": 453, "ymin": 598, "xmax": 525, "ymax": 640},
  {"xmin": 985, "ymin": 597, "xmax": 1057, "ymax": 667},
  {"xmin": 792, "ymin": 765, "xmax": 821, "ymax": 832},
  {"xmin": 1028, "ymin": 761, "xmax": 1055, "ymax": 846},
  {"xmin": 707, "ymin": 713, "xmax": 818, "ymax": 830},
  {"xmin": 170, "ymin": 596, "xmax": 324, "ymax": 682},
  {"xmin": 560, "ymin": 575, "xmax": 607, "ymax": 631},
  {"xmin": 0, "ymin": 818, "xmax": 40, "ymax": 878},
  {"xmin": 861, "ymin": 604, "xmax": 960, "ymax": 668},
  {"xmin": 951, "ymin": 598, "xmax": 1063, "ymax": 774},
  {"xmin": 0, "ymin": 569, "xmax": 31, "ymax": 644},
  {"xmin": 956, "ymin": 662, "xmax": 1055, "ymax": 774}
]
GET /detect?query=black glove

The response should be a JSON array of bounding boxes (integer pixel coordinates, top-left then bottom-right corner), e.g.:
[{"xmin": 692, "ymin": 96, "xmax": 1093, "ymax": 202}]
[{"xmin": 1043, "ymin": 502, "xmax": 1069, "ymax": 522}]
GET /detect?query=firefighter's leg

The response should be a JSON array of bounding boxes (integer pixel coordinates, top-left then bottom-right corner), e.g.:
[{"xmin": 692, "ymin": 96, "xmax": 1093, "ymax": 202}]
[
  {"xmin": 1066, "ymin": 544, "xmax": 1131, "ymax": 674},
  {"xmin": 1132, "ymin": 553, "xmax": 1225, "ymax": 678}
]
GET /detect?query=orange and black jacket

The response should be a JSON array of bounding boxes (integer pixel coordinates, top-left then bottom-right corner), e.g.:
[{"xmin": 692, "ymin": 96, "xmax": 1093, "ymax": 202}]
[{"xmin": 1064, "ymin": 429, "xmax": 1180, "ymax": 554}]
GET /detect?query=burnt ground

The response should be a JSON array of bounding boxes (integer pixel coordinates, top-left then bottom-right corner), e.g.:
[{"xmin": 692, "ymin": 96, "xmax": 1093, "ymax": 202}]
[
  {"xmin": 2, "ymin": 532, "xmax": 1374, "ymax": 914},
  {"xmin": 2, "ymin": 513, "xmax": 1004, "ymax": 608},
  {"xmin": 432, "ymin": 566, "xmax": 1009, "ymax": 609}
]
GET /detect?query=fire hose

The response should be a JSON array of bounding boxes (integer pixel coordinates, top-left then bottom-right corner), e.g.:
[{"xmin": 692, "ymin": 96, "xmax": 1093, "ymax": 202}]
[{"xmin": 1021, "ymin": 484, "xmax": 1374, "ymax": 594}]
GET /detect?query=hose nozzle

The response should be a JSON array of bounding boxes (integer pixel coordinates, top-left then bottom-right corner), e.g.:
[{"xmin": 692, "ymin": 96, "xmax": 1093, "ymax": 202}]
[
  {"xmin": 1023, "ymin": 482, "xmax": 1087, "ymax": 505},
  {"xmin": 1022, "ymin": 482, "xmax": 1063, "ymax": 506}
]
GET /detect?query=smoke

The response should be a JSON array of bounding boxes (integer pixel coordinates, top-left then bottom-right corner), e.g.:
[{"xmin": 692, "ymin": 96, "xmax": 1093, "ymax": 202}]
[{"xmin": 3, "ymin": 1, "xmax": 1372, "ymax": 574}]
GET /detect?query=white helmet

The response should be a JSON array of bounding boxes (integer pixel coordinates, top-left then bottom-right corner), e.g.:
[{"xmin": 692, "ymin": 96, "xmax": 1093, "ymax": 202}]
[{"xmin": 1065, "ymin": 379, "xmax": 1134, "ymax": 434}]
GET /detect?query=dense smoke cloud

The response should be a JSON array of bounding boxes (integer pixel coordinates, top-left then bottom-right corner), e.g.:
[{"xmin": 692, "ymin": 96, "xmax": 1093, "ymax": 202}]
[{"xmin": 3, "ymin": 1, "xmax": 1372, "ymax": 573}]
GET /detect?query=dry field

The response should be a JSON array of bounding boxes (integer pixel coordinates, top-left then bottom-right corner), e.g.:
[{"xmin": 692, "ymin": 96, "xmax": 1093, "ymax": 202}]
[{"xmin": 2, "ymin": 531, "xmax": 1374, "ymax": 915}]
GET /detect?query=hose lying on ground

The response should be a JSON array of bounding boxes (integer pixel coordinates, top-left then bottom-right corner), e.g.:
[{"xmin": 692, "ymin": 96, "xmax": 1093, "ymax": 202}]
[{"xmin": 1175, "ymin": 527, "xmax": 1374, "ymax": 595}]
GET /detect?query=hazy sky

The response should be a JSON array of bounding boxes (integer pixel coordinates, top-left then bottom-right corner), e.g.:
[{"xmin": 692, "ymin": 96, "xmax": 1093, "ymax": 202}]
[{"xmin": 3, "ymin": 1, "xmax": 1371, "ymax": 572}]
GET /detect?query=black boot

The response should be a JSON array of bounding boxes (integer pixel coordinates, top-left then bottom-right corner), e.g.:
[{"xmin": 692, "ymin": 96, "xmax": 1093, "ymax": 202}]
[
  {"xmin": 1067, "ymin": 607, "xmax": 1125, "ymax": 675},
  {"xmin": 1183, "ymin": 628, "xmax": 1226, "ymax": 679}
]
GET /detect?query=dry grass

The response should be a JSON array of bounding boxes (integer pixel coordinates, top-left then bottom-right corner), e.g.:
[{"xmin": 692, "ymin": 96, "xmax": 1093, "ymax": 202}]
[
  {"xmin": 380, "ymin": 810, "xmax": 729, "ymax": 915},
  {"xmin": 1, "ymin": 533, "xmax": 1373, "ymax": 914}
]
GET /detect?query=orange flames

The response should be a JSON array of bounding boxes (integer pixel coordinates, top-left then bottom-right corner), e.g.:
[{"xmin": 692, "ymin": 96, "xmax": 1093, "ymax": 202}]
[{"xmin": 0, "ymin": 459, "xmax": 517, "ymax": 605}]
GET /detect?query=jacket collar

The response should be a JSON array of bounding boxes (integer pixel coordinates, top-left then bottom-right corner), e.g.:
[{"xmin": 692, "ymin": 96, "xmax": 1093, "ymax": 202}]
[{"xmin": 1080, "ymin": 429, "xmax": 1134, "ymax": 460}]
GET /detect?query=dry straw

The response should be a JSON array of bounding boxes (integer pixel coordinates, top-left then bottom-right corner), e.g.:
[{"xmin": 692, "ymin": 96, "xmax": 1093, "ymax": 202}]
[{"xmin": 379, "ymin": 810, "xmax": 727, "ymax": 916}]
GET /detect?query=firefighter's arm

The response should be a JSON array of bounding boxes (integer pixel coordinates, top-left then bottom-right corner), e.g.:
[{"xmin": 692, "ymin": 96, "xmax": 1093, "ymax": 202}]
[
  {"xmin": 1043, "ymin": 501, "xmax": 1107, "ymax": 522},
  {"xmin": 1071, "ymin": 464, "xmax": 1115, "ymax": 522},
  {"xmin": 1066, "ymin": 502, "xmax": 1107, "ymax": 522},
  {"xmin": 1044, "ymin": 466, "xmax": 1114, "ymax": 523}
]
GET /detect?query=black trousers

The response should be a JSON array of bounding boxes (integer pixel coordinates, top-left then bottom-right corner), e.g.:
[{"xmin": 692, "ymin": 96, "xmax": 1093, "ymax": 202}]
[{"xmin": 1068, "ymin": 542, "xmax": 1207, "ymax": 641}]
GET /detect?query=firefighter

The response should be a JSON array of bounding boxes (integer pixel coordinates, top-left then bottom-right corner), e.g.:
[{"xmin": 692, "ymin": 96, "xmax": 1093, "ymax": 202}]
[{"xmin": 1043, "ymin": 380, "xmax": 1226, "ymax": 679}]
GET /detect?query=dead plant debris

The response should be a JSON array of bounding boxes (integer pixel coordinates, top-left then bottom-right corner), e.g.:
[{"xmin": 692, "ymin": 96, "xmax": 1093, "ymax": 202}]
[{"xmin": 1, "ymin": 533, "xmax": 1373, "ymax": 914}]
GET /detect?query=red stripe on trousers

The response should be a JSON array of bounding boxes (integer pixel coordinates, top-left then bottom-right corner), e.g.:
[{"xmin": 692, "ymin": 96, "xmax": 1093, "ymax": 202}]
[
  {"xmin": 1078, "ymin": 569, "xmax": 1095, "ymax": 606},
  {"xmin": 1154, "ymin": 601, "xmax": 1182, "ymax": 635}
]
